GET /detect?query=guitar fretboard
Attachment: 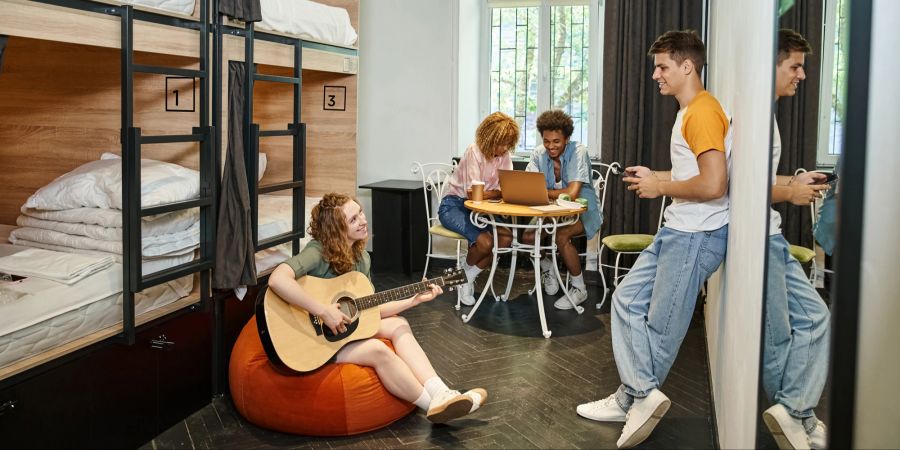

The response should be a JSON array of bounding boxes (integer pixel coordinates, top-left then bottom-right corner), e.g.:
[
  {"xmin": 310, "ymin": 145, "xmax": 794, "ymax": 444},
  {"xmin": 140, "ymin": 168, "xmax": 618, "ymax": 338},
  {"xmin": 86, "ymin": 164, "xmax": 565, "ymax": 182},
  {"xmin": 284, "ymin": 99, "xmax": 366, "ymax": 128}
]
[{"xmin": 355, "ymin": 277, "xmax": 446, "ymax": 310}]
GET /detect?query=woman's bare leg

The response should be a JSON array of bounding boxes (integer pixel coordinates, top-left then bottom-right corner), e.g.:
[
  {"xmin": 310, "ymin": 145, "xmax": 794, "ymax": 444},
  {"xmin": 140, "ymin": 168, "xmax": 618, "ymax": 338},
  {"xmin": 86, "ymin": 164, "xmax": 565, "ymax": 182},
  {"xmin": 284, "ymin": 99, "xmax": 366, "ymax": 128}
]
[
  {"xmin": 335, "ymin": 338, "xmax": 423, "ymax": 402},
  {"xmin": 376, "ymin": 316, "xmax": 437, "ymax": 384}
]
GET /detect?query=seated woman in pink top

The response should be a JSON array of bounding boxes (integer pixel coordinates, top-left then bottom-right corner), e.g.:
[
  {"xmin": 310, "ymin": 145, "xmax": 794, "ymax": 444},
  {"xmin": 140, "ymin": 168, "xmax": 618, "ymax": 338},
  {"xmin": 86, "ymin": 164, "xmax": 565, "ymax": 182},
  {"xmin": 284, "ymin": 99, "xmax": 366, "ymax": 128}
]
[{"xmin": 438, "ymin": 112, "xmax": 517, "ymax": 306}]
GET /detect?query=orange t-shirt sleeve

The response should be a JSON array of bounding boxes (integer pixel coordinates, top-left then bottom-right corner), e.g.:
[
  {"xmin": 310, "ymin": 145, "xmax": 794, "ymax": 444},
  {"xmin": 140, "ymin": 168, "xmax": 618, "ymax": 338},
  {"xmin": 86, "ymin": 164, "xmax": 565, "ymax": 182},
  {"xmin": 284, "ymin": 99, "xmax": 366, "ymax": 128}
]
[{"xmin": 681, "ymin": 101, "xmax": 728, "ymax": 157}]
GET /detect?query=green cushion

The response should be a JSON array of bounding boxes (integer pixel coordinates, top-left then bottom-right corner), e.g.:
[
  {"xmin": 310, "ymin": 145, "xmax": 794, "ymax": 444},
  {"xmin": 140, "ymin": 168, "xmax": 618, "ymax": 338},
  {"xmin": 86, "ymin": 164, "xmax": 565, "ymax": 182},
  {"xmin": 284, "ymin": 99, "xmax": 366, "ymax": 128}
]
[
  {"xmin": 789, "ymin": 245, "xmax": 816, "ymax": 264},
  {"xmin": 602, "ymin": 234, "xmax": 655, "ymax": 252},
  {"xmin": 429, "ymin": 224, "xmax": 467, "ymax": 240}
]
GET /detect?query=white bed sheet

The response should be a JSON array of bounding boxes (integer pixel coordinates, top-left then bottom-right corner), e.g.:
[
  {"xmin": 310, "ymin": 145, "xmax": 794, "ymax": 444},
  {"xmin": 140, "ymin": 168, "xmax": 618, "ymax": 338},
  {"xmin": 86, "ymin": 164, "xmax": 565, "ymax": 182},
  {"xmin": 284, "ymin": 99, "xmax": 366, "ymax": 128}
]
[
  {"xmin": 122, "ymin": 0, "xmax": 195, "ymax": 16},
  {"xmin": 254, "ymin": 195, "xmax": 318, "ymax": 273},
  {"xmin": 257, "ymin": 0, "xmax": 357, "ymax": 46},
  {"xmin": 0, "ymin": 244, "xmax": 193, "ymax": 369}
]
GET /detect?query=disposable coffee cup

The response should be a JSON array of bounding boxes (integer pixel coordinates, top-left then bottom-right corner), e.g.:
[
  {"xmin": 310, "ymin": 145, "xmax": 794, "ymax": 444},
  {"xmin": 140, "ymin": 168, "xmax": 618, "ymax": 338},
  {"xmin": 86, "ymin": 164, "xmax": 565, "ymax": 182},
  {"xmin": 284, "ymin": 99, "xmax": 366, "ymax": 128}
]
[{"xmin": 471, "ymin": 181, "xmax": 485, "ymax": 203}]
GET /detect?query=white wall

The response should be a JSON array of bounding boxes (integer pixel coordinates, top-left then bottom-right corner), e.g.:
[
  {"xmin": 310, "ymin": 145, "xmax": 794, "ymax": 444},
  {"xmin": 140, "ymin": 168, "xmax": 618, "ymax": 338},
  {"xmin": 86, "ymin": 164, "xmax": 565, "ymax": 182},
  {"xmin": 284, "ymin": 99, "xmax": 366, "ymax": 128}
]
[
  {"xmin": 704, "ymin": 2, "xmax": 774, "ymax": 448},
  {"xmin": 855, "ymin": 1, "xmax": 900, "ymax": 447},
  {"xmin": 455, "ymin": 0, "xmax": 483, "ymax": 157}
]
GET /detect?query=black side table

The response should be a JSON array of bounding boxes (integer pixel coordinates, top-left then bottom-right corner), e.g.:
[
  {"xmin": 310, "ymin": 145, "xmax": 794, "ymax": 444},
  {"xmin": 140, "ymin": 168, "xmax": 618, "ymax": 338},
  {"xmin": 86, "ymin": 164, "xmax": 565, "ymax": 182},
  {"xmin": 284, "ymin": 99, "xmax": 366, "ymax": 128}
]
[{"xmin": 359, "ymin": 180, "xmax": 428, "ymax": 276}]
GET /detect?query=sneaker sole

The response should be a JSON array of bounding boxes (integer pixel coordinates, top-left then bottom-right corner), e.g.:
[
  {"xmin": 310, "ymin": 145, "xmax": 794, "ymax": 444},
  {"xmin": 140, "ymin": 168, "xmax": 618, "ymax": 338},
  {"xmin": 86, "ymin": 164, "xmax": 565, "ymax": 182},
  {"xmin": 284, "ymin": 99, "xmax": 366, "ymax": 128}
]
[
  {"xmin": 427, "ymin": 396, "xmax": 474, "ymax": 424},
  {"xmin": 554, "ymin": 297, "xmax": 587, "ymax": 310},
  {"xmin": 576, "ymin": 408, "xmax": 626, "ymax": 422},
  {"xmin": 762, "ymin": 410, "xmax": 803, "ymax": 450},
  {"xmin": 618, "ymin": 398, "xmax": 671, "ymax": 449}
]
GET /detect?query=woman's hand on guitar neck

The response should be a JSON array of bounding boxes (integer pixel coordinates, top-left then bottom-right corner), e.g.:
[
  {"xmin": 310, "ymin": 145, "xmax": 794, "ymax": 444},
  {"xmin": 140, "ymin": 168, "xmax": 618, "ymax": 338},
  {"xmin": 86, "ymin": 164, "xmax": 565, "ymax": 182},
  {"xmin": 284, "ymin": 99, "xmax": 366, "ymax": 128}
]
[
  {"xmin": 319, "ymin": 303, "xmax": 351, "ymax": 335},
  {"xmin": 413, "ymin": 283, "xmax": 444, "ymax": 305}
]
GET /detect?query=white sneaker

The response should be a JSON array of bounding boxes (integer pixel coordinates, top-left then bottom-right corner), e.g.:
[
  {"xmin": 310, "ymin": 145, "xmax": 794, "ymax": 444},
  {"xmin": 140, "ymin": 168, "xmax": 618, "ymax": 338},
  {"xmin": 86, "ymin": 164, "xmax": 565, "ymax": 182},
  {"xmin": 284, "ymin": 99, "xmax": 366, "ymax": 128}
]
[
  {"xmin": 458, "ymin": 282, "xmax": 476, "ymax": 306},
  {"xmin": 616, "ymin": 389, "xmax": 670, "ymax": 449},
  {"xmin": 807, "ymin": 419, "xmax": 827, "ymax": 449},
  {"xmin": 463, "ymin": 388, "xmax": 488, "ymax": 413},
  {"xmin": 762, "ymin": 404, "xmax": 810, "ymax": 450},
  {"xmin": 426, "ymin": 389, "xmax": 473, "ymax": 423},
  {"xmin": 576, "ymin": 393, "xmax": 627, "ymax": 422},
  {"xmin": 554, "ymin": 285, "xmax": 588, "ymax": 310},
  {"xmin": 541, "ymin": 268, "xmax": 560, "ymax": 295}
]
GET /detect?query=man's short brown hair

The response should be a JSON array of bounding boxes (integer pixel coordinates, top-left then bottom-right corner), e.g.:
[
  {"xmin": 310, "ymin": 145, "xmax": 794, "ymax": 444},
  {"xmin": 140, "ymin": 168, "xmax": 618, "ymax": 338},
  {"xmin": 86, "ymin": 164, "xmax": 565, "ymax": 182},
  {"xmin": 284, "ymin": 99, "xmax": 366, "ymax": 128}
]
[
  {"xmin": 777, "ymin": 28, "xmax": 812, "ymax": 64},
  {"xmin": 648, "ymin": 29, "xmax": 706, "ymax": 76},
  {"xmin": 536, "ymin": 109, "xmax": 574, "ymax": 139}
]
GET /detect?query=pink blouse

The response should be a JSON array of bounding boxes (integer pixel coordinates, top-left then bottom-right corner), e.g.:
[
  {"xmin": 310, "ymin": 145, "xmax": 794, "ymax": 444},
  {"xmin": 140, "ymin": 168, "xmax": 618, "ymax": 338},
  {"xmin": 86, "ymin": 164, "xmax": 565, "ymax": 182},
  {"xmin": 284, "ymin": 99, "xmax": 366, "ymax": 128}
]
[{"xmin": 445, "ymin": 143, "xmax": 513, "ymax": 199}]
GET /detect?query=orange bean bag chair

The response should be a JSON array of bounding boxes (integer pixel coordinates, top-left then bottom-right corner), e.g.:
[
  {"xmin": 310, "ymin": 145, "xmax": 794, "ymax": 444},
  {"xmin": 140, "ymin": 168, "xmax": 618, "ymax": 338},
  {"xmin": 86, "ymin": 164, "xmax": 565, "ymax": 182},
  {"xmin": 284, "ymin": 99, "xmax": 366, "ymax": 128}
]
[{"xmin": 229, "ymin": 317, "xmax": 415, "ymax": 436}]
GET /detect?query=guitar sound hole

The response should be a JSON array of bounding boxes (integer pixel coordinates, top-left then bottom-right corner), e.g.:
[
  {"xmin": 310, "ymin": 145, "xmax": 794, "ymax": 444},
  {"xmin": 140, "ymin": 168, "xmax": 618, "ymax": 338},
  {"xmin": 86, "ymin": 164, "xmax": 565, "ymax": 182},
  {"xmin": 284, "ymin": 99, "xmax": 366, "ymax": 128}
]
[
  {"xmin": 320, "ymin": 297, "xmax": 360, "ymax": 342},
  {"xmin": 336, "ymin": 297, "xmax": 359, "ymax": 319}
]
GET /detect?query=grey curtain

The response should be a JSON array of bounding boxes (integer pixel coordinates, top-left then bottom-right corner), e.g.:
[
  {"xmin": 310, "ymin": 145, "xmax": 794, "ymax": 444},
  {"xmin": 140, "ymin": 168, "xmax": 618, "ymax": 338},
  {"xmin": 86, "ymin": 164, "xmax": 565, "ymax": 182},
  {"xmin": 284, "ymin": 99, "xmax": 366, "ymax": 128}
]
[
  {"xmin": 774, "ymin": 0, "xmax": 823, "ymax": 250},
  {"xmin": 599, "ymin": 0, "xmax": 704, "ymax": 241},
  {"xmin": 213, "ymin": 61, "xmax": 257, "ymax": 289},
  {"xmin": 218, "ymin": 0, "xmax": 261, "ymax": 22},
  {"xmin": 0, "ymin": 35, "xmax": 7, "ymax": 74}
]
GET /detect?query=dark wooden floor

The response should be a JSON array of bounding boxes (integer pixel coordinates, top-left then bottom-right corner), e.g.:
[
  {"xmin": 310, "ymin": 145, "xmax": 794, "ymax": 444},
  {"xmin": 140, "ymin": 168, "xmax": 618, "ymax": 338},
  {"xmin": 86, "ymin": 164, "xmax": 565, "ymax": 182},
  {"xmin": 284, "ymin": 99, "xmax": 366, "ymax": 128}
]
[{"xmin": 142, "ymin": 265, "xmax": 716, "ymax": 449}]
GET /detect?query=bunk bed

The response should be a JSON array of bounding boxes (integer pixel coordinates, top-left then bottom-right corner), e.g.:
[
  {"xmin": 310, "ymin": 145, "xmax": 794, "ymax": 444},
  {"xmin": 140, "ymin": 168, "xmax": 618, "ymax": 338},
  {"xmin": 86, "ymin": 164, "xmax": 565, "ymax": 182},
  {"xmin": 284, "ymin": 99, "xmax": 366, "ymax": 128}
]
[{"xmin": 0, "ymin": 0, "xmax": 215, "ymax": 446}]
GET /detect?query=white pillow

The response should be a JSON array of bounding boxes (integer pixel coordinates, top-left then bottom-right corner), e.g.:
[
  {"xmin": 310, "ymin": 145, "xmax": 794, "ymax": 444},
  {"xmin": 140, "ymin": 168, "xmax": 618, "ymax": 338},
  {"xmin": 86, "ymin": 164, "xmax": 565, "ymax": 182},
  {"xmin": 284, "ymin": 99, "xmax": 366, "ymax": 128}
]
[
  {"xmin": 24, "ymin": 154, "xmax": 200, "ymax": 211},
  {"xmin": 258, "ymin": 153, "xmax": 268, "ymax": 182}
]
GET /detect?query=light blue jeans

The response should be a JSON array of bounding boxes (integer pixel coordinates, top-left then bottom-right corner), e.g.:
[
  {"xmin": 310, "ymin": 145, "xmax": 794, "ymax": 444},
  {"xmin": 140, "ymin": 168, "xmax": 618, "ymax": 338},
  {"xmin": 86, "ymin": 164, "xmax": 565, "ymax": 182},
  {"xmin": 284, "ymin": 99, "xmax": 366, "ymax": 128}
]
[
  {"xmin": 612, "ymin": 225, "xmax": 728, "ymax": 410},
  {"xmin": 763, "ymin": 234, "xmax": 830, "ymax": 426}
]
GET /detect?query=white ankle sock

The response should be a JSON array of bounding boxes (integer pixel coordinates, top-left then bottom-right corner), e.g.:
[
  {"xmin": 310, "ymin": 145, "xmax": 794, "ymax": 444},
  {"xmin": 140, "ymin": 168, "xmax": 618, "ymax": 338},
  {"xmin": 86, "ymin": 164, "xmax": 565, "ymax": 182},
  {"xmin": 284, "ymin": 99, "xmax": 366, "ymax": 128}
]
[
  {"xmin": 467, "ymin": 391, "xmax": 484, "ymax": 413},
  {"xmin": 570, "ymin": 273, "xmax": 585, "ymax": 289},
  {"xmin": 413, "ymin": 388, "xmax": 432, "ymax": 410},
  {"xmin": 424, "ymin": 376, "xmax": 450, "ymax": 398},
  {"xmin": 540, "ymin": 257, "xmax": 553, "ymax": 272},
  {"xmin": 463, "ymin": 262, "xmax": 482, "ymax": 284}
]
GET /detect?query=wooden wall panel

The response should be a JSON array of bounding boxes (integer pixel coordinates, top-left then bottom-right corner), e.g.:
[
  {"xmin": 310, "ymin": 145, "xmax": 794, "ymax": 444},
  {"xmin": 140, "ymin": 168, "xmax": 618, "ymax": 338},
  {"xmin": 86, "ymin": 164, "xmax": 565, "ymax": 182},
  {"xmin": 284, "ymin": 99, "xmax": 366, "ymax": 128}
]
[{"xmin": 0, "ymin": 37, "xmax": 202, "ymax": 225}]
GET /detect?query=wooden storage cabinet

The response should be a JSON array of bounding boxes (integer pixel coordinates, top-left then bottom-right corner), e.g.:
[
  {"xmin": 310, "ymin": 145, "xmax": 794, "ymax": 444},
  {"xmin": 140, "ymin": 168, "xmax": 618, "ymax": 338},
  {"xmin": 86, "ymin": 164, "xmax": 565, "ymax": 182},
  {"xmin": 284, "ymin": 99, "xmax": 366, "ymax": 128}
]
[{"xmin": 0, "ymin": 306, "xmax": 212, "ymax": 449}]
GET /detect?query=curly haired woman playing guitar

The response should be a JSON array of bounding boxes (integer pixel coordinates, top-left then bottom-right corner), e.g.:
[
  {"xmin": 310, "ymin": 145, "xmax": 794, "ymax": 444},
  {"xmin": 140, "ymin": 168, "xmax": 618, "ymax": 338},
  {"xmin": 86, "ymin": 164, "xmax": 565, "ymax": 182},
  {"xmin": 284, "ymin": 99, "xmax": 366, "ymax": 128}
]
[{"xmin": 267, "ymin": 193, "xmax": 487, "ymax": 424}]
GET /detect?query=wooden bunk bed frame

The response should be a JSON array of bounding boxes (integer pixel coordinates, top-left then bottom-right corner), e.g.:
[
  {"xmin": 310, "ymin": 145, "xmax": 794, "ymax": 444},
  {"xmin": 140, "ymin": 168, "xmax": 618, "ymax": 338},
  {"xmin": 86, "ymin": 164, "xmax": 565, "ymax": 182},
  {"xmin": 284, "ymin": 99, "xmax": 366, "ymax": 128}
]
[{"xmin": 0, "ymin": 0, "xmax": 217, "ymax": 446}]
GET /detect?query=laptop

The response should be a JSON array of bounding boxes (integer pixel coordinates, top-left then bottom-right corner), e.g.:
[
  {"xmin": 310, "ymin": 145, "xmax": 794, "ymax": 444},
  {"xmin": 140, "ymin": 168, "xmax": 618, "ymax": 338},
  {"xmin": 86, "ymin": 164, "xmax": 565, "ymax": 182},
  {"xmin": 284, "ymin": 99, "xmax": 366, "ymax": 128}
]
[{"xmin": 498, "ymin": 169, "xmax": 551, "ymax": 206}]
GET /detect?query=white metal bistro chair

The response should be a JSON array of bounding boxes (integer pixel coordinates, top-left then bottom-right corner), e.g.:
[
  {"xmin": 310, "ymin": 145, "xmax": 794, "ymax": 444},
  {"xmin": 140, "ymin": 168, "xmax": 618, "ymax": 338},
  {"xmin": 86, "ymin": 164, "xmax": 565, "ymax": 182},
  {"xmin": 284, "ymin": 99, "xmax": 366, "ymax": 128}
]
[{"xmin": 411, "ymin": 161, "xmax": 469, "ymax": 308}]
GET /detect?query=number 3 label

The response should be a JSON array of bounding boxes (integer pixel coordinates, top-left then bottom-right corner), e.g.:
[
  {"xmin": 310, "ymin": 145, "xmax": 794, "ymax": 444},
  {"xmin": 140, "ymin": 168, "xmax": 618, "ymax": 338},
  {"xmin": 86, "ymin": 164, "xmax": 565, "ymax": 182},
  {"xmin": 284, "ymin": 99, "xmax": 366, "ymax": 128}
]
[{"xmin": 323, "ymin": 86, "xmax": 346, "ymax": 111}]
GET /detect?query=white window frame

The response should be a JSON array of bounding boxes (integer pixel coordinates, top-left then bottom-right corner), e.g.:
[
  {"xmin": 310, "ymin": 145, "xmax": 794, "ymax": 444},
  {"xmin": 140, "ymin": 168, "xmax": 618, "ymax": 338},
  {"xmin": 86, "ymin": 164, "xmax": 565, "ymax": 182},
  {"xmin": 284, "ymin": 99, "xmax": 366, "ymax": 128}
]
[
  {"xmin": 480, "ymin": 0, "xmax": 604, "ymax": 158},
  {"xmin": 816, "ymin": 0, "xmax": 841, "ymax": 168}
]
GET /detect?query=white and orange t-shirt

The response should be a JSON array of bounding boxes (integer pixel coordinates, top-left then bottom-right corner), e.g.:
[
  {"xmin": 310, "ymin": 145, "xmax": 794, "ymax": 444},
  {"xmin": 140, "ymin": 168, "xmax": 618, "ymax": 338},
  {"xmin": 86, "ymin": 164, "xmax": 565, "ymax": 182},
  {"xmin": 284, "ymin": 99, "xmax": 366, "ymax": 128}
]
[{"xmin": 663, "ymin": 90, "xmax": 734, "ymax": 232}]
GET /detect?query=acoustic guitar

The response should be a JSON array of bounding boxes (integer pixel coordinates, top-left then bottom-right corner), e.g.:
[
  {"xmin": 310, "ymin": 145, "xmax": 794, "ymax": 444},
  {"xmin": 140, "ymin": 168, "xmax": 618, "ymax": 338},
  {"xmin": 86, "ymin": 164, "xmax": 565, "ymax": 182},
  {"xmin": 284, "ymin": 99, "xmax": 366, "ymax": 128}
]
[{"xmin": 256, "ymin": 268, "xmax": 467, "ymax": 373}]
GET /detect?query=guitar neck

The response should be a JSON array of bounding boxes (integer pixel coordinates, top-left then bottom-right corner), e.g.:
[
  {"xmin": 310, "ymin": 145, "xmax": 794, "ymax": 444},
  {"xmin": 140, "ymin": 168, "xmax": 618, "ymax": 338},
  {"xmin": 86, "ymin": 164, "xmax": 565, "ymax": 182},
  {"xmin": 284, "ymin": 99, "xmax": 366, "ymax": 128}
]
[{"xmin": 354, "ymin": 276, "xmax": 446, "ymax": 311}]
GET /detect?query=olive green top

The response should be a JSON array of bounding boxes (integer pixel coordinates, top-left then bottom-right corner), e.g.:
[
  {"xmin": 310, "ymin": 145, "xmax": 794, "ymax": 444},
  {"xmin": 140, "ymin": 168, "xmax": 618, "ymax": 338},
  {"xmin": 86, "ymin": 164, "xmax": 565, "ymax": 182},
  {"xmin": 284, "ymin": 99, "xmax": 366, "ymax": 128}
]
[{"xmin": 282, "ymin": 240, "xmax": 371, "ymax": 280}]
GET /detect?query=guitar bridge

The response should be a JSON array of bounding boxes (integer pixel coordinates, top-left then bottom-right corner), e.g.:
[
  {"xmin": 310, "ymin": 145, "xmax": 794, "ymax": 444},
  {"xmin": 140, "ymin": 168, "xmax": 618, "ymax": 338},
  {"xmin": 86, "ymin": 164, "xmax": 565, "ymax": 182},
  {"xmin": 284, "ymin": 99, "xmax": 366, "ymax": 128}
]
[{"xmin": 308, "ymin": 314, "xmax": 324, "ymax": 336}]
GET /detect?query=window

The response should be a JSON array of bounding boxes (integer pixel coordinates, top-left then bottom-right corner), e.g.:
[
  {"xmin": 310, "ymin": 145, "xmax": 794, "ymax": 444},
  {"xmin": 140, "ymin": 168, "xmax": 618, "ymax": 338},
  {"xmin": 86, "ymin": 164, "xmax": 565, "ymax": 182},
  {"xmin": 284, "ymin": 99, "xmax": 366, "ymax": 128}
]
[
  {"xmin": 485, "ymin": 0, "xmax": 602, "ymax": 155},
  {"xmin": 817, "ymin": 0, "xmax": 849, "ymax": 168}
]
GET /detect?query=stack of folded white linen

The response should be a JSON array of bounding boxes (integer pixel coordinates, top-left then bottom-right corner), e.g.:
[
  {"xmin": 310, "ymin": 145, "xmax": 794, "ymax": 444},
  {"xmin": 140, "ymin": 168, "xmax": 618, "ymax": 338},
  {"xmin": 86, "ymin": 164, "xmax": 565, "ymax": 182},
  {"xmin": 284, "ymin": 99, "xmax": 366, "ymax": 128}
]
[
  {"xmin": 9, "ymin": 153, "xmax": 201, "ymax": 275},
  {"xmin": 0, "ymin": 248, "xmax": 114, "ymax": 285}
]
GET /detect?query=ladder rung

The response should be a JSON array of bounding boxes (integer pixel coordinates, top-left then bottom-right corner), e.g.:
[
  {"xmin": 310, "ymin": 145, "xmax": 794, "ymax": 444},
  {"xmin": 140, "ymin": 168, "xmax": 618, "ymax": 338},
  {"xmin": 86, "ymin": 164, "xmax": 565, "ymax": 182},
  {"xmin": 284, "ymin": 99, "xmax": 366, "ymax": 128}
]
[
  {"xmin": 140, "ymin": 259, "xmax": 213, "ymax": 290},
  {"xmin": 259, "ymin": 129, "xmax": 295, "ymax": 137},
  {"xmin": 141, "ymin": 133, "xmax": 205, "ymax": 144},
  {"xmin": 133, "ymin": 64, "xmax": 205, "ymax": 79},
  {"xmin": 257, "ymin": 231, "xmax": 303, "ymax": 251},
  {"xmin": 254, "ymin": 74, "xmax": 300, "ymax": 85},
  {"xmin": 258, "ymin": 181, "xmax": 303, "ymax": 194},
  {"xmin": 141, "ymin": 197, "xmax": 212, "ymax": 217}
]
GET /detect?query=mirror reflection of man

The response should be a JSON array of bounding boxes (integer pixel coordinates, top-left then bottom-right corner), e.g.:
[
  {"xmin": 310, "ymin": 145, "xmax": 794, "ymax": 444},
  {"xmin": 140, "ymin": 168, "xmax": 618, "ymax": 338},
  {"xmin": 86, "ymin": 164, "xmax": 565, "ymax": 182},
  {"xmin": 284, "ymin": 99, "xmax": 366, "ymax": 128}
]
[{"xmin": 761, "ymin": 28, "xmax": 830, "ymax": 450}]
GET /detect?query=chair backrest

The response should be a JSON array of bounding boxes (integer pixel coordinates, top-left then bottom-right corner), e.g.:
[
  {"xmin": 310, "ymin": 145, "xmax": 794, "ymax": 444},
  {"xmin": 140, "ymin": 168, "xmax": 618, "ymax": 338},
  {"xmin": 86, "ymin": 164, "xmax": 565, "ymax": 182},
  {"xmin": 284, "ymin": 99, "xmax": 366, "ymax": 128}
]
[
  {"xmin": 793, "ymin": 168, "xmax": 818, "ymax": 245},
  {"xmin": 411, "ymin": 161, "xmax": 458, "ymax": 226},
  {"xmin": 592, "ymin": 162, "xmax": 621, "ymax": 212}
]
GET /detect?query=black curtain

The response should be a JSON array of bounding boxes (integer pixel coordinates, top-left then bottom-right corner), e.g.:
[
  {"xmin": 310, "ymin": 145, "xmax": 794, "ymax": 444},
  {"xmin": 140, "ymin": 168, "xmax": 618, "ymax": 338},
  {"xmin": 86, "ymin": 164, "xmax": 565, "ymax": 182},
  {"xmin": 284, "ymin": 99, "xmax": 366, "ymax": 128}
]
[
  {"xmin": 218, "ymin": 0, "xmax": 261, "ymax": 22},
  {"xmin": 774, "ymin": 0, "xmax": 823, "ymax": 249},
  {"xmin": 600, "ymin": 0, "xmax": 704, "ymax": 239},
  {"xmin": 0, "ymin": 35, "xmax": 7, "ymax": 74},
  {"xmin": 213, "ymin": 61, "xmax": 257, "ymax": 289}
]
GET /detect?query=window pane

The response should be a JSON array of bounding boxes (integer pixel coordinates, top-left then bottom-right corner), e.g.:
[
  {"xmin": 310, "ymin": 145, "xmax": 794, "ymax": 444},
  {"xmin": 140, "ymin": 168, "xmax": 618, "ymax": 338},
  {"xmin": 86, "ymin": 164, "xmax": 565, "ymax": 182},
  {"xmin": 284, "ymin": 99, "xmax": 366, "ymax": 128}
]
[
  {"xmin": 490, "ymin": 6, "xmax": 539, "ymax": 153},
  {"xmin": 829, "ymin": 0, "xmax": 849, "ymax": 157},
  {"xmin": 550, "ymin": 5, "xmax": 590, "ymax": 147}
]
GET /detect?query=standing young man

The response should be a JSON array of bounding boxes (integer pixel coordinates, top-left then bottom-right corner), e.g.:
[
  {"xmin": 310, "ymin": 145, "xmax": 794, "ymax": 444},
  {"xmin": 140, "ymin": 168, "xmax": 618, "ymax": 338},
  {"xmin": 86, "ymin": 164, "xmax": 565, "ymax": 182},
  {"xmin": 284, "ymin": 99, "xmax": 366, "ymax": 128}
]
[
  {"xmin": 760, "ymin": 29, "xmax": 830, "ymax": 450},
  {"xmin": 575, "ymin": 30, "xmax": 732, "ymax": 449}
]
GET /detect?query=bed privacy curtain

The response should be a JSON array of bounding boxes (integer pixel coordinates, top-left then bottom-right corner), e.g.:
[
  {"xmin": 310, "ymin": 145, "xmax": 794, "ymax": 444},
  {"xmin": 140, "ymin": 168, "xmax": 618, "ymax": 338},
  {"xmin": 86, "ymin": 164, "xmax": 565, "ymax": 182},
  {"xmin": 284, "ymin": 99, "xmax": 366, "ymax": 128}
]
[
  {"xmin": 213, "ymin": 61, "xmax": 257, "ymax": 289},
  {"xmin": 218, "ymin": 0, "xmax": 261, "ymax": 22},
  {"xmin": 0, "ymin": 36, "xmax": 7, "ymax": 74}
]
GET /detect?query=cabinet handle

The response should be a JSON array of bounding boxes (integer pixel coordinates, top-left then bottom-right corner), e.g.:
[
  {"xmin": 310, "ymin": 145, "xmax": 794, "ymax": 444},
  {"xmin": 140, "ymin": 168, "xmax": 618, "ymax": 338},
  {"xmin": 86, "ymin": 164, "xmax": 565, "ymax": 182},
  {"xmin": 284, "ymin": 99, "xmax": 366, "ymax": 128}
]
[
  {"xmin": 0, "ymin": 400, "xmax": 17, "ymax": 417},
  {"xmin": 150, "ymin": 334, "xmax": 175, "ymax": 351}
]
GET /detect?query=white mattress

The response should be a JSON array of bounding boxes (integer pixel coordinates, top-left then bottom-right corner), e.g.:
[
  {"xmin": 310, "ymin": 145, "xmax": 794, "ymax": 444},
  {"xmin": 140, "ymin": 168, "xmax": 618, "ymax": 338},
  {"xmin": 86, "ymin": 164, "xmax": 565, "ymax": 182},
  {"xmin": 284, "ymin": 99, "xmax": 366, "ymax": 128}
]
[
  {"xmin": 0, "ymin": 244, "xmax": 193, "ymax": 369},
  {"xmin": 254, "ymin": 195, "xmax": 317, "ymax": 272},
  {"xmin": 122, "ymin": 0, "xmax": 195, "ymax": 16},
  {"xmin": 257, "ymin": 0, "xmax": 357, "ymax": 46}
]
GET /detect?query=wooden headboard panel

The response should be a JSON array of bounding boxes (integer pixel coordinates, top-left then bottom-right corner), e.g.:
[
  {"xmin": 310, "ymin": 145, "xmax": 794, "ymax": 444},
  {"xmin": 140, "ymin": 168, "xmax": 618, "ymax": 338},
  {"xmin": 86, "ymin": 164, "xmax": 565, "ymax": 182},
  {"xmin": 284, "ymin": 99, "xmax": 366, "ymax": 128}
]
[{"xmin": 0, "ymin": 36, "xmax": 202, "ymax": 225}]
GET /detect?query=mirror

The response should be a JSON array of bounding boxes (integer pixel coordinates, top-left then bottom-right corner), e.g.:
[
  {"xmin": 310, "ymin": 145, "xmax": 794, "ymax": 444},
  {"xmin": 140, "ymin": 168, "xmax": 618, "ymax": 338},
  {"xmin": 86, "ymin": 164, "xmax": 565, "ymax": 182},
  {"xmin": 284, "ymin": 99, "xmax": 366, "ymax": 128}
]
[{"xmin": 757, "ymin": 0, "xmax": 840, "ymax": 447}]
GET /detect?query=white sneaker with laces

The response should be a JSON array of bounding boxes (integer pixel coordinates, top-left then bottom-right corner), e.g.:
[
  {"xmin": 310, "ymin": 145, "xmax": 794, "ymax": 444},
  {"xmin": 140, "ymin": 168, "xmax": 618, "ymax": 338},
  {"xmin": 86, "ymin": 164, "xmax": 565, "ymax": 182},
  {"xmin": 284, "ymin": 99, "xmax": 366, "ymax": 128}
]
[
  {"xmin": 576, "ymin": 393, "xmax": 627, "ymax": 422},
  {"xmin": 463, "ymin": 388, "xmax": 488, "ymax": 413},
  {"xmin": 762, "ymin": 403, "xmax": 810, "ymax": 450},
  {"xmin": 554, "ymin": 285, "xmax": 588, "ymax": 310},
  {"xmin": 807, "ymin": 419, "xmax": 827, "ymax": 450},
  {"xmin": 616, "ymin": 389, "xmax": 670, "ymax": 449},
  {"xmin": 426, "ymin": 389, "xmax": 473, "ymax": 423},
  {"xmin": 541, "ymin": 268, "xmax": 560, "ymax": 295},
  {"xmin": 458, "ymin": 282, "xmax": 476, "ymax": 306}
]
